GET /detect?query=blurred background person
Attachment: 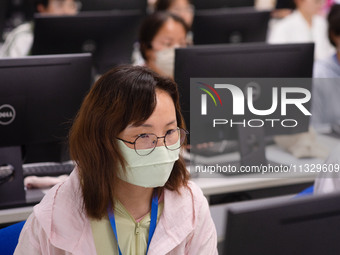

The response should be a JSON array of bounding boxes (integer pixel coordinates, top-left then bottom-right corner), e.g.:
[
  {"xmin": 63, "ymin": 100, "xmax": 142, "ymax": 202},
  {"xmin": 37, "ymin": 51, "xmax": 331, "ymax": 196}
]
[
  {"xmin": 0, "ymin": 0, "xmax": 80, "ymax": 58},
  {"xmin": 138, "ymin": 11, "xmax": 189, "ymax": 78},
  {"xmin": 268, "ymin": 0, "xmax": 335, "ymax": 60}
]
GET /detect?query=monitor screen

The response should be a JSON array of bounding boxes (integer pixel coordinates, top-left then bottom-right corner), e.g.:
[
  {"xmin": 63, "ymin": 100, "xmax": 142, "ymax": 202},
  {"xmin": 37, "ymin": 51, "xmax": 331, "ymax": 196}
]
[
  {"xmin": 31, "ymin": 10, "xmax": 143, "ymax": 74},
  {"xmin": 0, "ymin": 53, "xmax": 92, "ymax": 150},
  {"xmin": 192, "ymin": 8, "xmax": 271, "ymax": 45},
  {"xmin": 81, "ymin": 0, "xmax": 147, "ymax": 12},
  {"xmin": 192, "ymin": 0, "xmax": 254, "ymax": 9},
  {"xmin": 223, "ymin": 192, "xmax": 340, "ymax": 255},
  {"xmin": 0, "ymin": 53, "xmax": 92, "ymax": 208},
  {"xmin": 174, "ymin": 42, "xmax": 314, "ymax": 138}
]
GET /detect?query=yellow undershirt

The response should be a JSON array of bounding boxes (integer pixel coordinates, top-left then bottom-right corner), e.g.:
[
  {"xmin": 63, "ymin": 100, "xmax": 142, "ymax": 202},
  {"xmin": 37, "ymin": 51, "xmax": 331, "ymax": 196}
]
[{"xmin": 90, "ymin": 200, "xmax": 164, "ymax": 255}]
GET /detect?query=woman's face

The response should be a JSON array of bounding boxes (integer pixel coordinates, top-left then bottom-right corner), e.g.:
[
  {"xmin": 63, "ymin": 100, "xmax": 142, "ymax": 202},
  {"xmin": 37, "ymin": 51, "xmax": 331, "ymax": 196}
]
[
  {"xmin": 146, "ymin": 18, "xmax": 187, "ymax": 77},
  {"xmin": 118, "ymin": 90, "xmax": 177, "ymax": 149},
  {"xmin": 168, "ymin": 0, "xmax": 194, "ymax": 27}
]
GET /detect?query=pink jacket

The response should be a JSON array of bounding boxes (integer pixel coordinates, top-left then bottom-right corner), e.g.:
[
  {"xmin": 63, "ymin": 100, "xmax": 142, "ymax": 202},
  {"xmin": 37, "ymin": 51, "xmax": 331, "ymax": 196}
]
[{"xmin": 14, "ymin": 170, "xmax": 218, "ymax": 254}]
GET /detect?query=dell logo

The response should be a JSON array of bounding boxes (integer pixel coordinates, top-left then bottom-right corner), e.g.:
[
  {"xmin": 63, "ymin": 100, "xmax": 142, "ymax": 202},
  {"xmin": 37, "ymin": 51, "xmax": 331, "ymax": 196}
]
[{"xmin": 0, "ymin": 104, "xmax": 16, "ymax": 125}]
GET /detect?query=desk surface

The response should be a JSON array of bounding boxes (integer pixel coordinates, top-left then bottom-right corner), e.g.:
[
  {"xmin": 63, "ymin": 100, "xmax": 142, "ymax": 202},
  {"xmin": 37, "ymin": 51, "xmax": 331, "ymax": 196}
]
[{"xmin": 1, "ymin": 133, "xmax": 338, "ymax": 225}]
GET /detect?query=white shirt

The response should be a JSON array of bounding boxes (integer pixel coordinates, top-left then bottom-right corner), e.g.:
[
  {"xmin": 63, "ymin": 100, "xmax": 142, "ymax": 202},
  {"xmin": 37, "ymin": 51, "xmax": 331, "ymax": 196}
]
[
  {"xmin": 268, "ymin": 10, "xmax": 335, "ymax": 61},
  {"xmin": 0, "ymin": 22, "xmax": 33, "ymax": 58}
]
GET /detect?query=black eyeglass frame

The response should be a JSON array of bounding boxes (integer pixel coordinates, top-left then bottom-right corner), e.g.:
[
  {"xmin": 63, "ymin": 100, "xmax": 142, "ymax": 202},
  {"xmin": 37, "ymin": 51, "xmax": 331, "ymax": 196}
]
[{"xmin": 116, "ymin": 127, "xmax": 189, "ymax": 156}]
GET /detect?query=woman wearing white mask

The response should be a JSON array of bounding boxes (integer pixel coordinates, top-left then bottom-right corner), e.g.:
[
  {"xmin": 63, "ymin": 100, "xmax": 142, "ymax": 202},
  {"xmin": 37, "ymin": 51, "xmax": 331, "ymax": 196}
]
[
  {"xmin": 139, "ymin": 12, "xmax": 188, "ymax": 79},
  {"xmin": 14, "ymin": 65, "xmax": 218, "ymax": 254}
]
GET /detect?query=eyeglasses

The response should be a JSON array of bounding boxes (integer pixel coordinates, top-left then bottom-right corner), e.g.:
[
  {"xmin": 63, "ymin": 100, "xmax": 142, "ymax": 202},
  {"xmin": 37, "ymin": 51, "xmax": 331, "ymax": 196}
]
[{"xmin": 117, "ymin": 127, "xmax": 189, "ymax": 156}]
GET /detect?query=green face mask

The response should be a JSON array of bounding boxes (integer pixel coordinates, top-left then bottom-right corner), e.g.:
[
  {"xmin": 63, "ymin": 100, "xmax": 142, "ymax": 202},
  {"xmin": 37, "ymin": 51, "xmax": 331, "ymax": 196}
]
[{"xmin": 117, "ymin": 140, "xmax": 180, "ymax": 188}]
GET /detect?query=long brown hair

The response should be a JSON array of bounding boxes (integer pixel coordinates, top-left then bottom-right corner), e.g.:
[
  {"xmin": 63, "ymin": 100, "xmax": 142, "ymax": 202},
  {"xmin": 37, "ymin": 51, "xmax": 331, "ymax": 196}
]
[{"xmin": 69, "ymin": 65, "xmax": 189, "ymax": 219}]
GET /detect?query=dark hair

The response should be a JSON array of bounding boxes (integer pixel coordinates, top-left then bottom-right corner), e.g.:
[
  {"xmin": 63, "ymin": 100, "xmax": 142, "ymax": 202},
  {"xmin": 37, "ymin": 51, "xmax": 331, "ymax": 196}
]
[
  {"xmin": 155, "ymin": 0, "xmax": 192, "ymax": 11},
  {"xmin": 328, "ymin": 4, "xmax": 340, "ymax": 47},
  {"xmin": 69, "ymin": 65, "xmax": 189, "ymax": 219},
  {"xmin": 139, "ymin": 11, "xmax": 189, "ymax": 61}
]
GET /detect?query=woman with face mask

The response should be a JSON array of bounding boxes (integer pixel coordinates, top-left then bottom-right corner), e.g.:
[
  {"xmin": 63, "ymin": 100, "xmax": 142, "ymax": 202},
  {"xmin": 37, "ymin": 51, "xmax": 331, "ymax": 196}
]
[
  {"xmin": 14, "ymin": 65, "xmax": 218, "ymax": 255},
  {"xmin": 138, "ymin": 11, "xmax": 188, "ymax": 79}
]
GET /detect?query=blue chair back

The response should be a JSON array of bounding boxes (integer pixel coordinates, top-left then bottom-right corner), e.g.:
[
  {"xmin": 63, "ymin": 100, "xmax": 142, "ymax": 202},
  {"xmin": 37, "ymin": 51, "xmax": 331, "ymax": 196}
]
[{"xmin": 0, "ymin": 221, "xmax": 25, "ymax": 255}]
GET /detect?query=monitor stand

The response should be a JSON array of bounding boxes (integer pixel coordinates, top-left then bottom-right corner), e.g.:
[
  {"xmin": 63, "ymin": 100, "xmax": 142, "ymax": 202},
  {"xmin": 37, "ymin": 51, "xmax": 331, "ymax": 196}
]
[{"xmin": 0, "ymin": 146, "xmax": 26, "ymax": 209}]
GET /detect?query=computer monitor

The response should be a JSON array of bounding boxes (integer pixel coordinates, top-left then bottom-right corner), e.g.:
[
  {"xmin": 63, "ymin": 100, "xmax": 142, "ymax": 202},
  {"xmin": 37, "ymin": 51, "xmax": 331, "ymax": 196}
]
[
  {"xmin": 223, "ymin": 191, "xmax": 340, "ymax": 255},
  {"xmin": 31, "ymin": 10, "xmax": 143, "ymax": 74},
  {"xmin": 174, "ymin": 43, "xmax": 314, "ymax": 165},
  {"xmin": 0, "ymin": 53, "xmax": 92, "ymax": 208},
  {"xmin": 81, "ymin": 0, "xmax": 147, "ymax": 13},
  {"xmin": 192, "ymin": 8, "xmax": 271, "ymax": 45},
  {"xmin": 192, "ymin": 0, "xmax": 254, "ymax": 9}
]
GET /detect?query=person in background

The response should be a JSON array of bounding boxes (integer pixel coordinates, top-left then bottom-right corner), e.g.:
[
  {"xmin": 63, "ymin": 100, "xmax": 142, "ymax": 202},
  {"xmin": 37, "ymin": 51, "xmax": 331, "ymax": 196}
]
[
  {"xmin": 138, "ymin": 11, "xmax": 188, "ymax": 79},
  {"xmin": 14, "ymin": 65, "xmax": 218, "ymax": 254},
  {"xmin": 314, "ymin": 4, "xmax": 340, "ymax": 77},
  {"xmin": 268, "ymin": 0, "xmax": 335, "ymax": 60},
  {"xmin": 0, "ymin": 0, "xmax": 80, "ymax": 58}
]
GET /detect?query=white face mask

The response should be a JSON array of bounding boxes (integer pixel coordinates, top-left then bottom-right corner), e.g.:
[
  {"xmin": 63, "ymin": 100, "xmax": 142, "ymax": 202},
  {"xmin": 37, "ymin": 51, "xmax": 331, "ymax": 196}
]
[
  {"xmin": 154, "ymin": 47, "xmax": 176, "ymax": 78},
  {"xmin": 117, "ymin": 140, "xmax": 180, "ymax": 188}
]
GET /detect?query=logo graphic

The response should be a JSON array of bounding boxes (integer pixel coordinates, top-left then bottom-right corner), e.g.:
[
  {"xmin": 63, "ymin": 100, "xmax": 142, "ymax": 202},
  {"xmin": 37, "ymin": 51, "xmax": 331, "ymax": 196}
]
[
  {"xmin": 0, "ymin": 104, "xmax": 16, "ymax": 125},
  {"xmin": 198, "ymin": 82, "xmax": 222, "ymax": 115},
  {"xmin": 200, "ymin": 83, "xmax": 311, "ymax": 116}
]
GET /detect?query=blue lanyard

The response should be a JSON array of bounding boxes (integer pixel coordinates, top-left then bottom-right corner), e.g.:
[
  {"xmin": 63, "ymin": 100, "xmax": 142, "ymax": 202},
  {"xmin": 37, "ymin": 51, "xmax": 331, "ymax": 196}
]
[{"xmin": 108, "ymin": 193, "xmax": 159, "ymax": 255}]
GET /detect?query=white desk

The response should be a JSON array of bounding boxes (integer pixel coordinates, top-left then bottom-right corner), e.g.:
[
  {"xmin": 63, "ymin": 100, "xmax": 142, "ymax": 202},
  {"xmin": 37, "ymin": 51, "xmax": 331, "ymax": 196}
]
[{"xmin": 0, "ymin": 206, "xmax": 33, "ymax": 225}]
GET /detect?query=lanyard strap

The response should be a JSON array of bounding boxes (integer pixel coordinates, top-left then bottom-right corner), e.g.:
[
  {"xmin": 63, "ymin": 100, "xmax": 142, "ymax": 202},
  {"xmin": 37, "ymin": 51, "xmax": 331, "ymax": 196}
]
[{"xmin": 108, "ymin": 193, "xmax": 159, "ymax": 255}]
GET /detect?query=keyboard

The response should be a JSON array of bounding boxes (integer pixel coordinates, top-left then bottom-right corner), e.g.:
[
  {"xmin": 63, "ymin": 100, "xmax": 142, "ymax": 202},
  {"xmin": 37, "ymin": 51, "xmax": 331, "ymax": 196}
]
[{"xmin": 23, "ymin": 161, "xmax": 75, "ymax": 177}]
